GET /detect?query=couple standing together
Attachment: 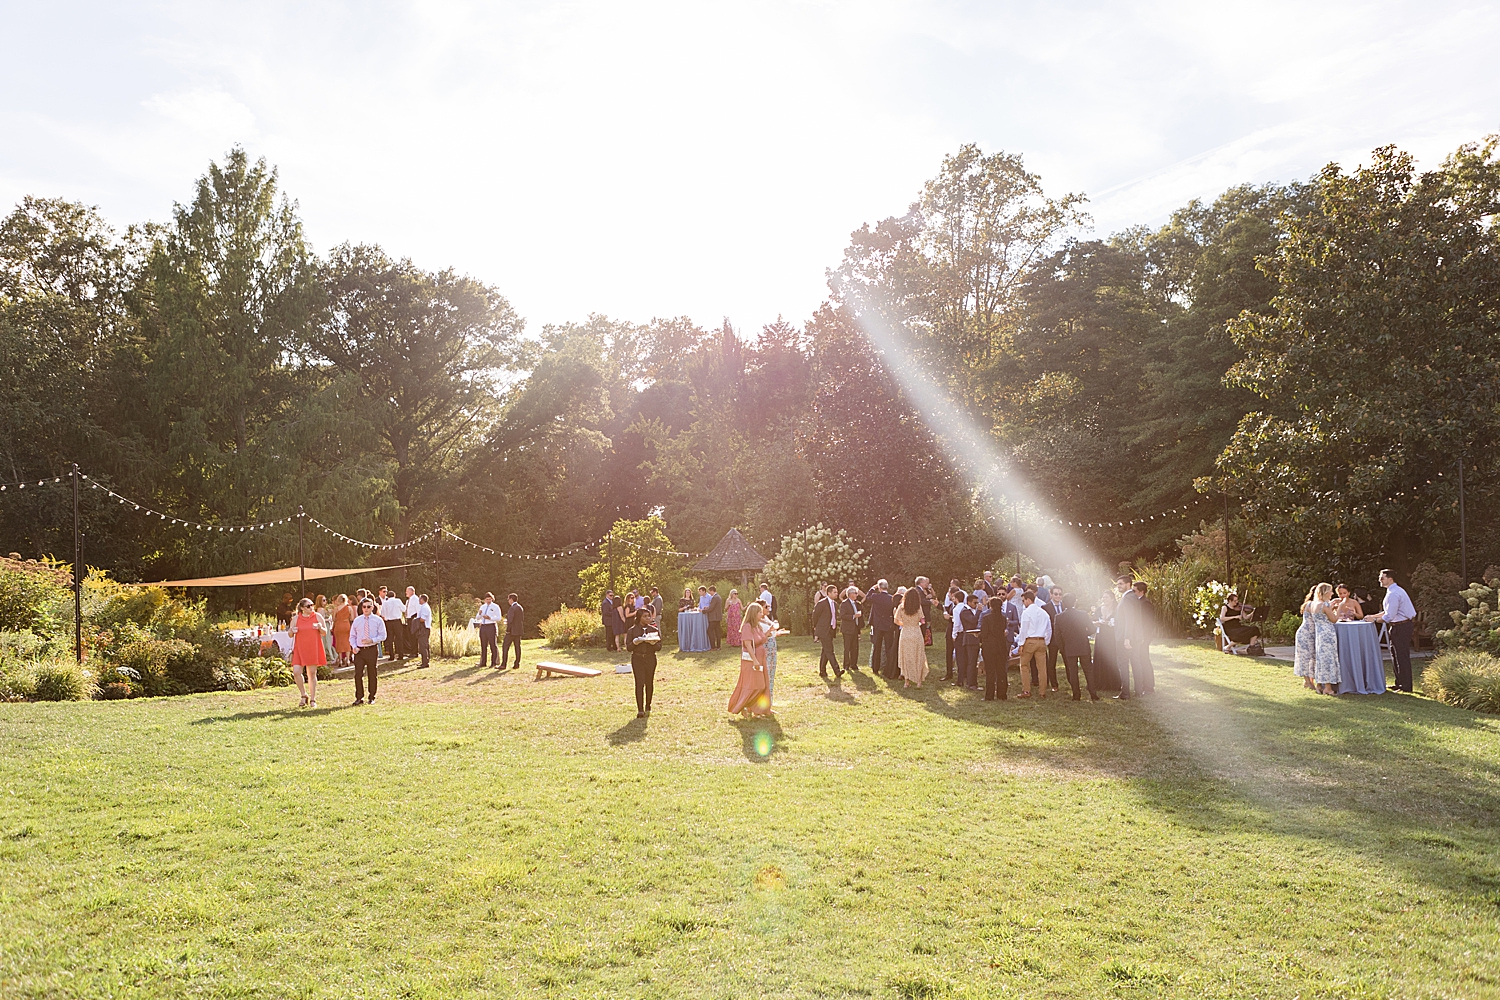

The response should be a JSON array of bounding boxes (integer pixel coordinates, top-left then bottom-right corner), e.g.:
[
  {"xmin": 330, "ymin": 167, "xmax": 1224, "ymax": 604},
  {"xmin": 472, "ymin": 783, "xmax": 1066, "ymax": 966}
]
[{"xmin": 727, "ymin": 601, "xmax": 791, "ymax": 715}]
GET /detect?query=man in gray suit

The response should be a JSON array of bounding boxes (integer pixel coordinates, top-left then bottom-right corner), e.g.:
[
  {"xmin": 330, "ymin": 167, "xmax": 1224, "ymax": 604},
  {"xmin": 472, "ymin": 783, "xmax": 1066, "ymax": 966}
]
[{"xmin": 706, "ymin": 585, "xmax": 725, "ymax": 649}]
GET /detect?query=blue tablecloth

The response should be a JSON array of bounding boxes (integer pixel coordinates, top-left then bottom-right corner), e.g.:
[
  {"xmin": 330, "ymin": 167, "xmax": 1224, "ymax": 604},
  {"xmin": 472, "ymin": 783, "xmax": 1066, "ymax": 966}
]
[
  {"xmin": 1336, "ymin": 620, "xmax": 1385, "ymax": 694},
  {"xmin": 678, "ymin": 611, "xmax": 710, "ymax": 652}
]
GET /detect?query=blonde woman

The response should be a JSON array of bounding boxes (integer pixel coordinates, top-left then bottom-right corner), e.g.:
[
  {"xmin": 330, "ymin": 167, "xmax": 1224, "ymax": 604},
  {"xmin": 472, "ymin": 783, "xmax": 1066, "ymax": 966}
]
[
  {"xmin": 1294, "ymin": 585, "xmax": 1318, "ymax": 689},
  {"xmin": 331, "ymin": 594, "xmax": 355, "ymax": 668},
  {"xmin": 1308, "ymin": 583, "xmax": 1341, "ymax": 694},
  {"xmin": 728, "ymin": 603, "xmax": 771, "ymax": 716}
]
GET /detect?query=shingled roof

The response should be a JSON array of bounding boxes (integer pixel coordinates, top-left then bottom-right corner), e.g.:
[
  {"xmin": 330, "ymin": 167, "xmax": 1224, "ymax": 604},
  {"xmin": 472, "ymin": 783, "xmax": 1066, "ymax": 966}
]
[{"xmin": 693, "ymin": 528, "xmax": 767, "ymax": 574}]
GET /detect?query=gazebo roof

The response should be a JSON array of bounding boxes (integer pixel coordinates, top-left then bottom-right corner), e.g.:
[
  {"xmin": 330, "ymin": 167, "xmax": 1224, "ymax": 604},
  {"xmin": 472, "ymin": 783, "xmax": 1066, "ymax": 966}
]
[{"xmin": 693, "ymin": 528, "xmax": 767, "ymax": 573}]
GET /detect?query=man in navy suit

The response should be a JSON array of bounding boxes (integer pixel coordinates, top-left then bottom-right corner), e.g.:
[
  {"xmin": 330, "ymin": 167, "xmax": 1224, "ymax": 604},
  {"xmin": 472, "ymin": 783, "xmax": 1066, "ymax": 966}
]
[{"xmin": 866, "ymin": 580, "xmax": 897, "ymax": 678}]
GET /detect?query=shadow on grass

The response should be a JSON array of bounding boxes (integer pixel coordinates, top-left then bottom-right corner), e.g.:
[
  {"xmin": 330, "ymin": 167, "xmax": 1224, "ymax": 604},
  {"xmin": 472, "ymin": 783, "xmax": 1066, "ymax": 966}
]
[
  {"xmin": 190, "ymin": 704, "xmax": 350, "ymax": 725},
  {"xmin": 964, "ymin": 644, "xmax": 1500, "ymax": 904},
  {"xmin": 437, "ymin": 663, "xmax": 488, "ymax": 683},
  {"xmin": 823, "ymin": 679, "xmax": 858, "ymax": 704},
  {"xmin": 607, "ymin": 715, "xmax": 648, "ymax": 746},
  {"xmin": 729, "ymin": 715, "xmax": 785, "ymax": 762}
]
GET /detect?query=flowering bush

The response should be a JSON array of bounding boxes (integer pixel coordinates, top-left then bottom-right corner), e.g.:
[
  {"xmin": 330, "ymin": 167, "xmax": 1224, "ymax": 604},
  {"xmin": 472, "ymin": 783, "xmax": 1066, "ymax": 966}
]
[
  {"xmin": 1190, "ymin": 580, "xmax": 1236, "ymax": 633},
  {"xmin": 1435, "ymin": 580, "xmax": 1500, "ymax": 655},
  {"xmin": 541, "ymin": 608, "xmax": 602, "ymax": 648},
  {"xmin": 762, "ymin": 525, "xmax": 868, "ymax": 633}
]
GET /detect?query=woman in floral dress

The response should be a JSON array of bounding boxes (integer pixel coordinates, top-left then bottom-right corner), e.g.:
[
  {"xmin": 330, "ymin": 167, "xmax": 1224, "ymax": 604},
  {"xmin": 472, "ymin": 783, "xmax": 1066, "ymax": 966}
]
[
  {"xmin": 1309, "ymin": 582, "xmax": 1342, "ymax": 695},
  {"xmin": 725, "ymin": 589, "xmax": 744, "ymax": 647},
  {"xmin": 1293, "ymin": 585, "xmax": 1320, "ymax": 690}
]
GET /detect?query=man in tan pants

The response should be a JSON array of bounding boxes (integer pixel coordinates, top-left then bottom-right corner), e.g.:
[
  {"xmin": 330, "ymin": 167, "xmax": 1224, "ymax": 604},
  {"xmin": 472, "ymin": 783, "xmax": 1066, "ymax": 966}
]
[{"xmin": 1017, "ymin": 589, "xmax": 1052, "ymax": 699}]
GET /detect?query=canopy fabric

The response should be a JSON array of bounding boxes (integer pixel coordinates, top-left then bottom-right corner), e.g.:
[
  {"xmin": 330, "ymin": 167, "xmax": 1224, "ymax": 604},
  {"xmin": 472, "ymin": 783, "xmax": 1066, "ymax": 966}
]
[
  {"xmin": 693, "ymin": 528, "xmax": 767, "ymax": 574},
  {"xmin": 136, "ymin": 563, "xmax": 423, "ymax": 588}
]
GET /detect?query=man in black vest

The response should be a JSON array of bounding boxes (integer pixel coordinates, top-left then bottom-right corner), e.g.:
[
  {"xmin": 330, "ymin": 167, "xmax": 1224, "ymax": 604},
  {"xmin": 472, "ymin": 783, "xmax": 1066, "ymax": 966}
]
[
  {"xmin": 979, "ymin": 594, "xmax": 1010, "ymax": 700},
  {"xmin": 957, "ymin": 592, "xmax": 982, "ymax": 689}
]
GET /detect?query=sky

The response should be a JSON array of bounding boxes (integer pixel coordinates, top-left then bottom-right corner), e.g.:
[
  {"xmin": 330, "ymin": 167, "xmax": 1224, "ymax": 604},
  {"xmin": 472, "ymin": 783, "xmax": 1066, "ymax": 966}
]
[{"xmin": 2, "ymin": 0, "xmax": 1497, "ymax": 335}]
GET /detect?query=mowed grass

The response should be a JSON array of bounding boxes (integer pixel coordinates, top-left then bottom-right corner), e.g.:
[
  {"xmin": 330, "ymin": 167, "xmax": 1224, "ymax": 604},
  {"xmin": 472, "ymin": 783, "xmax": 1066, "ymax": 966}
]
[{"xmin": 2, "ymin": 639, "xmax": 1499, "ymax": 999}]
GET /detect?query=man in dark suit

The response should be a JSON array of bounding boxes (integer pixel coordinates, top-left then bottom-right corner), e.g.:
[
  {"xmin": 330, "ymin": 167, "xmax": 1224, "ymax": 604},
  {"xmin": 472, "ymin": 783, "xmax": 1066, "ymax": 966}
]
[
  {"xmin": 600, "ymin": 590, "xmax": 618, "ymax": 652},
  {"xmin": 812, "ymin": 583, "xmax": 841, "ymax": 679},
  {"xmin": 1055, "ymin": 593, "xmax": 1098, "ymax": 701},
  {"xmin": 957, "ymin": 592, "xmax": 982, "ymax": 689},
  {"xmin": 979, "ymin": 594, "xmax": 1010, "ymax": 700},
  {"xmin": 839, "ymin": 586, "xmax": 862, "ymax": 673},
  {"xmin": 706, "ymin": 585, "xmax": 724, "ymax": 649},
  {"xmin": 1122, "ymin": 581, "xmax": 1156, "ymax": 694},
  {"xmin": 1043, "ymin": 585, "xmax": 1064, "ymax": 692},
  {"xmin": 866, "ymin": 579, "xmax": 896, "ymax": 677}
]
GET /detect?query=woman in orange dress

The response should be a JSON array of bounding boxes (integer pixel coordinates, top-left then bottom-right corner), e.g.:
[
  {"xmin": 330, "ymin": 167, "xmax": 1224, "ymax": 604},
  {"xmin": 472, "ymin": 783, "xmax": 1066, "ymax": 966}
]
[
  {"xmin": 728, "ymin": 603, "xmax": 771, "ymax": 716},
  {"xmin": 331, "ymin": 593, "xmax": 355, "ymax": 668},
  {"xmin": 289, "ymin": 597, "xmax": 327, "ymax": 708}
]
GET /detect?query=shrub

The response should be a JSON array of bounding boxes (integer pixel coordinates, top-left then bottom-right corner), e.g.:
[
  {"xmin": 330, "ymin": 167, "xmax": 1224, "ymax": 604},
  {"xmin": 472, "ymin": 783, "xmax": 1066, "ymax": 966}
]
[
  {"xmin": 99, "ymin": 682, "xmax": 132, "ymax": 700},
  {"xmin": 0, "ymin": 555, "xmax": 75, "ymax": 635},
  {"xmin": 1133, "ymin": 556, "xmax": 1214, "ymax": 637},
  {"xmin": 261, "ymin": 658, "xmax": 293, "ymax": 687},
  {"xmin": 0, "ymin": 658, "xmax": 37, "ymax": 702},
  {"xmin": 32, "ymin": 659, "xmax": 88, "ymax": 701},
  {"xmin": 1435, "ymin": 581, "xmax": 1500, "ymax": 655},
  {"xmin": 1422, "ymin": 650, "xmax": 1500, "ymax": 714},
  {"xmin": 1264, "ymin": 612, "xmax": 1303, "ymax": 644},
  {"xmin": 111, "ymin": 638, "xmax": 195, "ymax": 696},
  {"xmin": 1190, "ymin": 580, "xmax": 1235, "ymax": 634},
  {"xmin": 541, "ymin": 608, "xmax": 601, "ymax": 648},
  {"xmin": 762, "ymin": 525, "xmax": 869, "ymax": 634}
]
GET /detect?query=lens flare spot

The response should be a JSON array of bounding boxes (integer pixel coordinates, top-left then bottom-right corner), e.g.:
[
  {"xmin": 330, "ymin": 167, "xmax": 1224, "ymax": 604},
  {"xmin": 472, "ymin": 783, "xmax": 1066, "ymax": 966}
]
[{"xmin": 754, "ymin": 731, "xmax": 772, "ymax": 757}]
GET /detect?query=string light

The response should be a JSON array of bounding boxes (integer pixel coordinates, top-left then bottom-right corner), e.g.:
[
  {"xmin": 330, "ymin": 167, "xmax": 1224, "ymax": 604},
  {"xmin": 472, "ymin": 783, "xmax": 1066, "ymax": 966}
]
[{"xmin": 439, "ymin": 528, "xmax": 608, "ymax": 560}]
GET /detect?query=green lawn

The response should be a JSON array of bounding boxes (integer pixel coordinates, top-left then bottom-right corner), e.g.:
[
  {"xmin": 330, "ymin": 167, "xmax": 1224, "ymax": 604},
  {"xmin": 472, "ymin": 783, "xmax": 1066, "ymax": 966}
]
[{"xmin": 2, "ymin": 639, "xmax": 1498, "ymax": 999}]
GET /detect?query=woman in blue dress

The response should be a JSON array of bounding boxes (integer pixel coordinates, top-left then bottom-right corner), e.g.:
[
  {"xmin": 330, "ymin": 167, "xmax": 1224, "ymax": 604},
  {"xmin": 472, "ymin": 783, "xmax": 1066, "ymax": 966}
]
[
  {"xmin": 1309, "ymin": 582, "xmax": 1341, "ymax": 695},
  {"xmin": 1294, "ymin": 585, "xmax": 1318, "ymax": 690},
  {"xmin": 762, "ymin": 602, "xmax": 780, "ymax": 708}
]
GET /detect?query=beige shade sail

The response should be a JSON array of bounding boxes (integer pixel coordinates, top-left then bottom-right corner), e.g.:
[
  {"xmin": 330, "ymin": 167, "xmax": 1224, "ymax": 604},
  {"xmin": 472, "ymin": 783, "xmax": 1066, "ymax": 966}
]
[{"xmin": 135, "ymin": 563, "xmax": 423, "ymax": 588}]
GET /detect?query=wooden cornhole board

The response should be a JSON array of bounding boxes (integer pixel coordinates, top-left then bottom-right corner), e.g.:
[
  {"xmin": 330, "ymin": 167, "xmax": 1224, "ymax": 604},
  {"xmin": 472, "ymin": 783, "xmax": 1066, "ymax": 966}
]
[{"xmin": 534, "ymin": 661, "xmax": 602, "ymax": 681}]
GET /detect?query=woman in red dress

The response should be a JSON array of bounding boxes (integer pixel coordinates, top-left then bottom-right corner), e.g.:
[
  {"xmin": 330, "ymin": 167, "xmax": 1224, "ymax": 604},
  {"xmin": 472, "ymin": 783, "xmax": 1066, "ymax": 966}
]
[
  {"xmin": 289, "ymin": 597, "xmax": 327, "ymax": 708},
  {"xmin": 725, "ymin": 589, "xmax": 744, "ymax": 647}
]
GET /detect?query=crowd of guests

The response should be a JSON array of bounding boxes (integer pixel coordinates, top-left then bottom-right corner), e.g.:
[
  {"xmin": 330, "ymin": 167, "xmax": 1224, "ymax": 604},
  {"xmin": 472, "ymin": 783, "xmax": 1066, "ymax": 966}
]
[
  {"xmin": 729, "ymin": 570, "xmax": 1159, "ymax": 715},
  {"xmin": 278, "ymin": 584, "xmax": 440, "ymax": 707}
]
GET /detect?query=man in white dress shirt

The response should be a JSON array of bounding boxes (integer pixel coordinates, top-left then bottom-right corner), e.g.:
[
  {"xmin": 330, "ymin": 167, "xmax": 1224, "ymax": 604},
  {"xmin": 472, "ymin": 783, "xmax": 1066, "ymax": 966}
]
[
  {"xmin": 477, "ymin": 592, "xmax": 503, "ymax": 669},
  {"xmin": 378, "ymin": 587, "xmax": 405, "ymax": 661},
  {"xmin": 1368, "ymin": 568, "xmax": 1417, "ymax": 692},
  {"xmin": 413, "ymin": 593, "xmax": 433, "ymax": 669},
  {"xmin": 348, "ymin": 597, "xmax": 387, "ymax": 704},
  {"xmin": 1017, "ymin": 590, "xmax": 1053, "ymax": 699},
  {"xmin": 403, "ymin": 586, "xmax": 421, "ymax": 659}
]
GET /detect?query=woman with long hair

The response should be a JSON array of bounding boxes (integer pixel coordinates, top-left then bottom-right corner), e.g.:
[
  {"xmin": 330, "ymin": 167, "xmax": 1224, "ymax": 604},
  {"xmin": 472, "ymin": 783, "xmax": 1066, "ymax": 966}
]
[
  {"xmin": 725, "ymin": 589, "xmax": 744, "ymax": 646},
  {"xmin": 288, "ymin": 597, "xmax": 327, "ymax": 708},
  {"xmin": 728, "ymin": 603, "xmax": 771, "ymax": 715},
  {"xmin": 331, "ymin": 593, "xmax": 355, "ymax": 668},
  {"xmin": 1308, "ymin": 582, "xmax": 1342, "ymax": 694},
  {"xmin": 895, "ymin": 586, "xmax": 929, "ymax": 688},
  {"xmin": 1331, "ymin": 583, "xmax": 1364, "ymax": 621},
  {"xmin": 1294, "ymin": 585, "xmax": 1319, "ymax": 690}
]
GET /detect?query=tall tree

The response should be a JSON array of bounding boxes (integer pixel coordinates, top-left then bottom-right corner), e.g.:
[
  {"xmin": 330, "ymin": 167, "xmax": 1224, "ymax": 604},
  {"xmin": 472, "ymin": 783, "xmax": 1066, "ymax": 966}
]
[
  {"xmin": 1217, "ymin": 140, "xmax": 1500, "ymax": 576},
  {"xmin": 312, "ymin": 243, "xmax": 521, "ymax": 544}
]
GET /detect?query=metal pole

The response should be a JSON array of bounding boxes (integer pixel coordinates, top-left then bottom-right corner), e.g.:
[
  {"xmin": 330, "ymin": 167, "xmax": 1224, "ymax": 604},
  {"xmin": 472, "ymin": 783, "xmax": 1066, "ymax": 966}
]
[
  {"xmin": 246, "ymin": 547, "xmax": 252, "ymax": 628},
  {"xmin": 434, "ymin": 520, "xmax": 444, "ymax": 658},
  {"xmin": 1459, "ymin": 456, "xmax": 1468, "ymax": 585},
  {"xmin": 607, "ymin": 529, "xmax": 615, "ymax": 595},
  {"xmin": 72, "ymin": 464, "xmax": 81, "ymax": 664},
  {"xmin": 1224, "ymin": 489, "xmax": 1232, "ymax": 587},
  {"xmin": 1013, "ymin": 501, "xmax": 1019, "ymax": 576},
  {"xmin": 298, "ymin": 506, "xmax": 306, "ymax": 599}
]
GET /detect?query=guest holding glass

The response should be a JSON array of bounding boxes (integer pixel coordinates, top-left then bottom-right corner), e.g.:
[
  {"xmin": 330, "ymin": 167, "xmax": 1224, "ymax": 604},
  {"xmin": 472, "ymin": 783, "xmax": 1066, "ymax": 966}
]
[
  {"xmin": 1294, "ymin": 585, "xmax": 1318, "ymax": 690},
  {"xmin": 1308, "ymin": 583, "xmax": 1341, "ymax": 695},
  {"xmin": 1331, "ymin": 583, "xmax": 1364, "ymax": 621},
  {"xmin": 331, "ymin": 593, "xmax": 355, "ymax": 669}
]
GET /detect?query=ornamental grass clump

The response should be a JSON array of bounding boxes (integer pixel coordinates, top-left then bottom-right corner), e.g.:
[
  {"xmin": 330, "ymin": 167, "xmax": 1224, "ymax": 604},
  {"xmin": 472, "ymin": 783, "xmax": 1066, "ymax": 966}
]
[
  {"xmin": 31, "ymin": 659, "xmax": 89, "ymax": 701},
  {"xmin": 1421, "ymin": 650, "xmax": 1500, "ymax": 714},
  {"xmin": 541, "ymin": 608, "xmax": 600, "ymax": 648}
]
